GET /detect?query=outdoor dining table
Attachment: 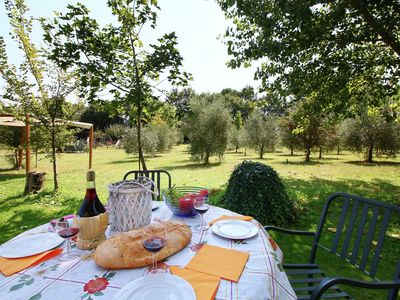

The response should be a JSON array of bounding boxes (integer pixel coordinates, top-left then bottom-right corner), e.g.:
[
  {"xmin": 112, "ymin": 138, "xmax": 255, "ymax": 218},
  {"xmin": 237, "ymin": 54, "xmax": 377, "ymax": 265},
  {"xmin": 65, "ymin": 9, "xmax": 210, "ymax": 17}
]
[{"xmin": 0, "ymin": 203, "xmax": 296, "ymax": 300}]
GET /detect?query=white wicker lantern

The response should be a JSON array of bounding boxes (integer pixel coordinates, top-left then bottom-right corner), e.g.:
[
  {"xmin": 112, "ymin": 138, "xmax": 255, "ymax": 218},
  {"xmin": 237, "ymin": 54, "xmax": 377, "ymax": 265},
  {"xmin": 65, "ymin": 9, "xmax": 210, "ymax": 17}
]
[{"xmin": 107, "ymin": 177, "xmax": 157, "ymax": 232}]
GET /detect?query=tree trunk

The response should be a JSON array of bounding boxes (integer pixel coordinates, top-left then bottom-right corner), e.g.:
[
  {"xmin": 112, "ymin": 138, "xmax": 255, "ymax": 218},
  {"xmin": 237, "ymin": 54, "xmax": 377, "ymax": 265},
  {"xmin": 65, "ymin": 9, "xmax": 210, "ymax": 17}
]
[
  {"xmin": 259, "ymin": 145, "xmax": 264, "ymax": 159},
  {"xmin": 290, "ymin": 147, "xmax": 293, "ymax": 156},
  {"xmin": 337, "ymin": 145, "xmax": 340, "ymax": 155},
  {"xmin": 319, "ymin": 147, "xmax": 322, "ymax": 159},
  {"xmin": 51, "ymin": 129, "xmax": 59, "ymax": 191},
  {"xmin": 136, "ymin": 104, "xmax": 147, "ymax": 171},
  {"xmin": 244, "ymin": 147, "xmax": 247, "ymax": 156},
  {"xmin": 305, "ymin": 147, "xmax": 311, "ymax": 162},
  {"xmin": 205, "ymin": 153, "xmax": 209, "ymax": 164},
  {"xmin": 366, "ymin": 145, "xmax": 373, "ymax": 163}
]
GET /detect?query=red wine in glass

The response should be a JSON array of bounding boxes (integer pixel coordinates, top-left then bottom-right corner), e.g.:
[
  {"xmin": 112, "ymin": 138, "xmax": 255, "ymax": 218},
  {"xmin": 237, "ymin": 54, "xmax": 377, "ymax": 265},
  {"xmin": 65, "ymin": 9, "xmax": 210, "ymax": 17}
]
[
  {"xmin": 194, "ymin": 204, "xmax": 209, "ymax": 215},
  {"xmin": 58, "ymin": 228, "xmax": 80, "ymax": 239},
  {"xmin": 142, "ymin": 229, "xmax": 167, "ymax": 274},
  {"xmin": 143, "ymin": 237, "xmax": 166, "ymax": 253}
]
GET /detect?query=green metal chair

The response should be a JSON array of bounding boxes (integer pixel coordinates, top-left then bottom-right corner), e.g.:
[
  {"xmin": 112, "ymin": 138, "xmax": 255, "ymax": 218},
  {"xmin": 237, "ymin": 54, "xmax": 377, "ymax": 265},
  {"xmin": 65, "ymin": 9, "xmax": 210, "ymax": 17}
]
[
  {"xmin": 123, "ymin": 169, "xmax": 172, "ymax": 201},
  {"xmin": 265, "ymin": 192, "xmax": 400, "ymax": 300}
]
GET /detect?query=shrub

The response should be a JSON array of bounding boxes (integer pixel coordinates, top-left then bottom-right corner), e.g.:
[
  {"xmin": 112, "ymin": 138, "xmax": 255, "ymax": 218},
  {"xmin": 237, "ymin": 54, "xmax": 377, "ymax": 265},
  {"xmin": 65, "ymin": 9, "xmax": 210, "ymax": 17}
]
[{"xmin": 221, "ymin": 161, "xmax": 296, "ymax": 226}]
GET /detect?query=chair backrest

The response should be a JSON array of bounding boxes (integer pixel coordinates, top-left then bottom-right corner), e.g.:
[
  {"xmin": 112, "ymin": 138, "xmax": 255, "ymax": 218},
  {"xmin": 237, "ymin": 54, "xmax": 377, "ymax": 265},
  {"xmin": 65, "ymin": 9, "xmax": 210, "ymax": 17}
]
[
  {"xmin": 310, "ymin": 192, "xmax": 400, "ymax": 282},
  {"xmin": 123, "ymin": 170, "xmax": 172, "ymax": 201}
]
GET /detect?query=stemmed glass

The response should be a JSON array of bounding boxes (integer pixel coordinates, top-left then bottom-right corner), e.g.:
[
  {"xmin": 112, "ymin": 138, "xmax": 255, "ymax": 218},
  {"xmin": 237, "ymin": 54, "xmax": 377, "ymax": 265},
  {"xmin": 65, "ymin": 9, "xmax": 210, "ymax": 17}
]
[
  {"xmin": 193, "ymin": 197, "xmax": 209, "ymax": 231},
  {"xmin": 55, "ymin": 221, "xmax": 80, "ymax": 262},
  {"xmin": 142, "ymin": 228, "xmax": 167, "ymax": 274}
]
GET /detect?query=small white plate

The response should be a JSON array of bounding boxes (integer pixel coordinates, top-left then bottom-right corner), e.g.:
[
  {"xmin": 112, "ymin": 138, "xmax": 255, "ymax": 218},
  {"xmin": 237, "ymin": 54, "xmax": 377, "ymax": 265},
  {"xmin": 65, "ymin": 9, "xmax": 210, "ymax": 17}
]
[
  {"xmin": 0, "ymin": 232, "xmax": 64, "ymax": 258},
  {"xmin": 113, "ymin": 273, "xmax": 196, "ymax": 300},
  {"xmin": 152, "ymin": 201, "xmax": 163, "ymax": 210},
  {"xmin": 211, "ymin": 219, "xmax": 258, "ymax": 240}
]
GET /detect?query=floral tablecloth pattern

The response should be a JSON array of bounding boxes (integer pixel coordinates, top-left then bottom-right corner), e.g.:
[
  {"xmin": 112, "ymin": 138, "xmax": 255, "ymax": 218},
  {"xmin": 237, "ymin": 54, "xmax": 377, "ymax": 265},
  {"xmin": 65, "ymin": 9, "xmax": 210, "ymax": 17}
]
[{"xmin": 0, "ymin": 204, "xmax": 296, "ymax": 300}]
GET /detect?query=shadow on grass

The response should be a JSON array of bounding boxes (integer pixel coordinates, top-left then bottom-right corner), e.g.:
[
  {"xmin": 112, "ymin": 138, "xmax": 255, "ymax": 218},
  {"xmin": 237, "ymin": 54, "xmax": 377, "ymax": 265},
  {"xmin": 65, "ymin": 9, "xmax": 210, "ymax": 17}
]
[
  {"xmin": 161, "ymin": 161, "xmax": 223, "ymax": 171},
  {"xmin": 346, "ymin": 160, "xmax": 400, "ymax": 166},
  {"xmin": 107, "ymin": 158, "xmax": 139, "ymax": 165},
  {"xmin": 0, "ymin": 191, "xmax": 80, "ymax": 244},
  {"xmin": 275, "ymin": 153, "xmax": 304, "ymax": 157},
  {"xmin": 277, "ymin": 160, "xmax": 327, "ymax": 166},
  {"xmin": 0, "ymin": 173, "xmax": 26, "ymax": 182}
]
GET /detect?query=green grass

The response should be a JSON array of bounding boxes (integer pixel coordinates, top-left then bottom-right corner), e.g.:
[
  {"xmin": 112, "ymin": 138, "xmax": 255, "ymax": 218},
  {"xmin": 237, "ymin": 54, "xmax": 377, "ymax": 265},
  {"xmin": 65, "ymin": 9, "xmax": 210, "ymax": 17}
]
[{"xmin": 1, "ymin": 145, "xmax": 399, "ymax": 299}]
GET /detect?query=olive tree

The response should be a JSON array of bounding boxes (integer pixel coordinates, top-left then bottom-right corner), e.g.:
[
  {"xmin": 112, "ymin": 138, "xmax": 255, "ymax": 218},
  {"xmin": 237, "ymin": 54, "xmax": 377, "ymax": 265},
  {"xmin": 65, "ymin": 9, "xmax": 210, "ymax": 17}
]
[
  {"xmin": 182, "ymin": 94, "xmax": 231, "ymax": 164},
  {"xmin": 243, "ymin": 110, "xmax": 277, "ymax": 159},
  {"xmin": 340, "ymin": 109, "xmax": 400, "ymax": 162}
]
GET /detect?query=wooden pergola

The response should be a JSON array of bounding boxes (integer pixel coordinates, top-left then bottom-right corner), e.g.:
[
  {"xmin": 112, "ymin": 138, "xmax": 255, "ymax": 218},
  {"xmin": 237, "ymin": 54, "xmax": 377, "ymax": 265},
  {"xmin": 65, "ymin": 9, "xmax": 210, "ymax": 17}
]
[{"xmin": 0, "ymin": 114, "xmax": 94, "ymax": 172}]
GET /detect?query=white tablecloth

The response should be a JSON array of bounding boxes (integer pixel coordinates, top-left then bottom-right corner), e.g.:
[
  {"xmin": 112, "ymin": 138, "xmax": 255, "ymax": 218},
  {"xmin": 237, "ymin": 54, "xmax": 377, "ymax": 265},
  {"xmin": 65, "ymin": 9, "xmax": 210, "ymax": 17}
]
[{"xmin": 0, "ymin": 204, "xmax": 296, "ymax": 300}]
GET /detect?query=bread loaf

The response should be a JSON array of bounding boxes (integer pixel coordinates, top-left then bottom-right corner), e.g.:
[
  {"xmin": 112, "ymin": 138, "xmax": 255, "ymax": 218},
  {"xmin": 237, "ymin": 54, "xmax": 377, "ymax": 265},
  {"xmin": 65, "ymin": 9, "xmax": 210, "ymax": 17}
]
[{"xmin": 93, "ymin": 221, "xmax": 191, "ymax": 269}]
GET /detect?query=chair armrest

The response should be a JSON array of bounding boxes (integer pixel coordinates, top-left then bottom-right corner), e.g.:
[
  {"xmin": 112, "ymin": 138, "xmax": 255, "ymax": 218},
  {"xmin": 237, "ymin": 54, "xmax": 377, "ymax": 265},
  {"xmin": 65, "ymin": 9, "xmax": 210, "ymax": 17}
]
[
  {"xmin": 264, "ymin": 226, "xmax": 316, "ymax": 236},
  {"xmin": 311, "ymin": 277, "xmax": 400, "ymax": 300}
]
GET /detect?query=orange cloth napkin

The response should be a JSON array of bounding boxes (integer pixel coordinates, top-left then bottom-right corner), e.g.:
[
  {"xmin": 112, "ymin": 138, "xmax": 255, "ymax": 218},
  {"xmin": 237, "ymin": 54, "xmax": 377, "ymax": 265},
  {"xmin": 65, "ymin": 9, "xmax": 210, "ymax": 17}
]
[
  {"xmin": 0, "ymin": 248, "xmax": 63, "ymax": 276},
  {"xmin": 186, "ymin": 244, "xmax": 249, "ymax": 282},
  {"xmin": 208, "ymin": 215, "xmax": 253, "ymax": 226},
  {"xmin": 170, "ymin": 266, "xmax": 220, "ymax": 300}
]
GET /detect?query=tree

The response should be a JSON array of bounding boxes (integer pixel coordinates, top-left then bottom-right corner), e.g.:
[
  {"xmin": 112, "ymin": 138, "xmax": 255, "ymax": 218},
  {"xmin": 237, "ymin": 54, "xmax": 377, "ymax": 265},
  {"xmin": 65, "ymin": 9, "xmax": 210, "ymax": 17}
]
[
  {"xmin": 122, "ymin": 125, "xmax": 158, "ymax": 158},
  {"xmin": 221, "ymin": 88, "xmax": 255, "ymax": 120},
  {"xmin": 0, "ymin": 126, "xmax": 23, "ymax": 169},
  {"xmin": 243, "ymin": 110, "xmax": 277, "ymax": 159},
  {"xmin": 43, "ymin": 0, "xmax": 191, "ymax": 170},
  {"xmin": 105, "ymin": 124, "xmax": 126, "ymax": 143},
  {"xmin": 182, "ymin": 94, "xmax": 231, "ymax": 164},
  {"xmin": 166, "ymin": 88, "xmax": 195, "ymax": 121},
  {"xmin": 217, "ymin": 1, "xmax": 400, "ymax": 113},
  {"xmin": 228, "ymin": 111, "xmax": 244, "ymax": 152},
  {"xmin": 1, "ymin": 0, "xmax": 82, "ymax": 191},
  {"xmin": 79, "ymin": 104, "xmax": 124, "ymax": 131},
  {"xmin": 277, "ymin": 115, "xmax": 301, "ymax": 156},
  {"xmin": 340, "ymin": 107, "xmax": 400, "ymax": 162}
]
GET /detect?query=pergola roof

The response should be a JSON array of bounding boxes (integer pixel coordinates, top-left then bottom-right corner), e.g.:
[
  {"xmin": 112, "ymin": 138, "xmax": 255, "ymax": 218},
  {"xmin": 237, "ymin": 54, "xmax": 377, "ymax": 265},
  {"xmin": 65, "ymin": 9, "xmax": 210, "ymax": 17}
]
[
  {"xmin": 0, "ymin": 115, "xmax": 26, "ymax": 127},
  {"xmin": 0, "ymin": 114, "xmax": 93, "ymax": 129}
]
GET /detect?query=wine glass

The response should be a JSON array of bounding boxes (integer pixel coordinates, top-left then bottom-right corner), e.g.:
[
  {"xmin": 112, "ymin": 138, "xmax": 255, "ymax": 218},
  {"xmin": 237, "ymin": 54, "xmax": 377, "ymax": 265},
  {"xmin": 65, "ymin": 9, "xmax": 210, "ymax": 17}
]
[
  {"xmin": 194, "ymin": 197, "xmax": 210, "ymax": 231},
  {"xmin": 55, "ymin": 221, "xmax": 80, "ymax": 262},
  {"xmin": 142, "ymin": 228, "xmax": 167, "ymax": 274}
]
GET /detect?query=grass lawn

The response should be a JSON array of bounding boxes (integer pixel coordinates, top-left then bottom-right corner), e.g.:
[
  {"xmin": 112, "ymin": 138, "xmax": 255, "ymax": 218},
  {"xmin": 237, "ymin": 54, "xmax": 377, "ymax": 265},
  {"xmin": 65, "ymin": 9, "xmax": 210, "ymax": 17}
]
[{"xmin": 1, "ymin": 144, "xmax": 399, "ymax": 299}]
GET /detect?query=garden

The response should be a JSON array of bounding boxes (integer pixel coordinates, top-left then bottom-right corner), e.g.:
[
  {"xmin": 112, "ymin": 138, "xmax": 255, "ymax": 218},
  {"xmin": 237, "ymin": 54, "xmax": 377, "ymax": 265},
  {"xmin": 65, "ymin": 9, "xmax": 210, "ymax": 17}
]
[{"xmin": 1, "ymin": 0, "xmax": 400, "ymax": 299}]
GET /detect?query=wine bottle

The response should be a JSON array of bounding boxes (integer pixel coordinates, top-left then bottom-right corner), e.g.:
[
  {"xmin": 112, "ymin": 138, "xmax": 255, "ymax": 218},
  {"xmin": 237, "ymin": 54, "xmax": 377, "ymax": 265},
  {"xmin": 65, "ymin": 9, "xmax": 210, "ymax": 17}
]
[{"xmin": 77, "ymin": 170, "xmax": 106, "ymax": 217}]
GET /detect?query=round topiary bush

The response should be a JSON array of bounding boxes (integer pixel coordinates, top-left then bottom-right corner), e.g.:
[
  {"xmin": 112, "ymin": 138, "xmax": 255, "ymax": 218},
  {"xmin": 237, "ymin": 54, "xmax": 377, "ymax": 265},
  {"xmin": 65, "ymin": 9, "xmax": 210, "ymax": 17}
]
[{"xmin": 221, "ymin": 161, "xmax": 296, "ymax": 226}]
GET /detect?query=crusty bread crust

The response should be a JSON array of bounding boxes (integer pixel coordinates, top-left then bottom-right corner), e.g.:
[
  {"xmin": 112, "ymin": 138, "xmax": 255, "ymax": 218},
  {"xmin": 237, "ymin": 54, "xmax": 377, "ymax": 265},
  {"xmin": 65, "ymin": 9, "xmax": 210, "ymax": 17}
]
[{"xmin": 93, "ymin": 221, "xmax": 192, "ymax": 269}]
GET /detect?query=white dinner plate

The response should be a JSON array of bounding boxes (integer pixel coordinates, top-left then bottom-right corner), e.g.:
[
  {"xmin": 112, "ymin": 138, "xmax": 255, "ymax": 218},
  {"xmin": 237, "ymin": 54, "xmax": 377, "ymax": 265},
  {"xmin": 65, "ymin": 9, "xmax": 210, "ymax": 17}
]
[
  {"xmin": 113, "ymin": 273, "xmax": 196, "ymax": 300},
  {"xmin": 152, "ymin": 201, "xmax": 162, "ymax": 210},
  {"xmin": 0, "ymin": 232, "xmax": 64, "ymax": 258},
  {"xmin": 211, "ymin": 219, "xmax": 258, "ymax": 240}
]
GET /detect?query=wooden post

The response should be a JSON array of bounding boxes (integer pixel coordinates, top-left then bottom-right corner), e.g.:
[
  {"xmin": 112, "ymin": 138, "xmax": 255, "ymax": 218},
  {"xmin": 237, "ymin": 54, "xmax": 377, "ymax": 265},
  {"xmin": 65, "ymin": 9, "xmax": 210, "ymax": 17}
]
[
  {"xmin": 25, "ymin": 114, "xmax": 31, "ymax": 173},
  {"xmin": 18, "ymin": 128, "xmax": 24, "ymax": 169},
  {"xmin": 89, "ymin": 126, "xmax": 93, "ymax": 169}
]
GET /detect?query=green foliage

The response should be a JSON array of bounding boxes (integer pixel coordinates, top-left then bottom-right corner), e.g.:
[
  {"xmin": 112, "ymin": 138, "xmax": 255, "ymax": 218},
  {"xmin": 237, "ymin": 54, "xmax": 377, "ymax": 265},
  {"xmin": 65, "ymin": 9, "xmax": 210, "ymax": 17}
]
[
  {"xmin": 79, "ymin": 105, "xmax": 124, "ymax": 131},
  {"xmin": 122, "ymin": 123, "xmax": 178, "ymax": 156},
  {"xmin": 221, "ymin": 161, "xmax": 296, "ymax": 226},
  {"xmin": 217, "ymin": 0, "xmax": 400, "ymax": 115},
  {"xmin": 182, "ymin": 94, "xmax": 231, "ymax": 164},
  {"xmin": 243, "ymin": 110, "xmax": 277, "ymax": 159},
  {"xmin": 166, "ymin": 88, "xmax": 195, "ymax": 121},
  {"xmin": 105, "ymin": 124, "xmax": 127, "ymax": 142},
  {"xmin": 277, "ymin": 115, "xmax": 301, "ymax": 155},
  {"xmin": 1, "ymin": 0, "xmax": 83, "ymax": 190},
  {"xmin": 340, "ymin": 107, "xmax": 400, "ymax": 162},
  {"xmin": 228, "ymin": 124, "xmax": 241, "ymax": 152},
  {"xmin": 122, "ymin": 126, "xmax": 157, "ymax": 157},
  {"xmin": 42, "ymin": 0, "xmax": 192, "ymax": 170}
]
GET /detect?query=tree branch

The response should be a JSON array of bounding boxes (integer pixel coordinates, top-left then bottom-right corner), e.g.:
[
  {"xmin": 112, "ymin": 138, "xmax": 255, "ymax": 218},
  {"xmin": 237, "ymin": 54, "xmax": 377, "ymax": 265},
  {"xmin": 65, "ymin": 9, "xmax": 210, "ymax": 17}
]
[{"xmin": 349, "ymin": 0, "xmax": 400, "ymax": 57}]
